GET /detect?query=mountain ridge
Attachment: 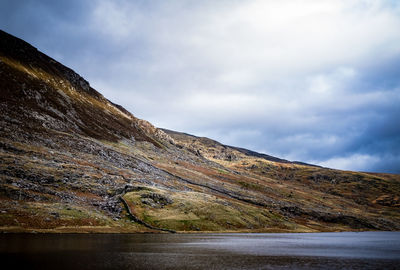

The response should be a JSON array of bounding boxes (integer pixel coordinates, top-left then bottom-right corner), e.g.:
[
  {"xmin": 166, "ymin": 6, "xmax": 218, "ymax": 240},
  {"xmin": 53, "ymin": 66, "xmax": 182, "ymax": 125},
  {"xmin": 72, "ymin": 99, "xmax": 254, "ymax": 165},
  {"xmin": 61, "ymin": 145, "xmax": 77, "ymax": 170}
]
[{"xmin": 1, "ymin": 30, "xmax": 399, "ymax": 233}]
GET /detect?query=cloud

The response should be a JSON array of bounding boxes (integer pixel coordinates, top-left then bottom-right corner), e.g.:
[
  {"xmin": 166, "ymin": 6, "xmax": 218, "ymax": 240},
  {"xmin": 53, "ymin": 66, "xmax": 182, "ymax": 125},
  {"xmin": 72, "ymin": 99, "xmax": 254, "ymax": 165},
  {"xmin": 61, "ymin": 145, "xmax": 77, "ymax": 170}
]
[
  {"xmin": 314, "ymin": 154, "xmax": 381, "ymax": 172},
  {"xmin": 315, "ymin": 153, "xmax": 400, "ymax": 174},
  {"xmin": 1, "ymin": 0, "xmax": 400, "ymax": 173}
]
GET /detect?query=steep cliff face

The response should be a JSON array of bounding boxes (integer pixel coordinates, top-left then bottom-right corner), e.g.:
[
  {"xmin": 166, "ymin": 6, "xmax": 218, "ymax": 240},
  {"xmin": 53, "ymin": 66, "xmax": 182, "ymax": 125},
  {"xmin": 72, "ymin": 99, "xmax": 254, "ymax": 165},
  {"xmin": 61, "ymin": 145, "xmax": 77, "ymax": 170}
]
[{"xmin": 1, "ymin": 30, "xmax": 399, "ymax": 233}]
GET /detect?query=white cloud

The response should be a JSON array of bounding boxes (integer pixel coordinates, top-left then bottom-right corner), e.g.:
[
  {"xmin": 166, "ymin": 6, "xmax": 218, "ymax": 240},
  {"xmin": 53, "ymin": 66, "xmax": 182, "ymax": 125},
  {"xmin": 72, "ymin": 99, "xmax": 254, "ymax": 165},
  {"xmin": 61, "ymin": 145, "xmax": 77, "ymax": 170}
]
[
  {"xmin": 90, "ymin": 0, "xmax": 143, "ymax": 41},
  {"xmin": 313, "ymin": 154, "xmax": 381, "ymax": 172}
]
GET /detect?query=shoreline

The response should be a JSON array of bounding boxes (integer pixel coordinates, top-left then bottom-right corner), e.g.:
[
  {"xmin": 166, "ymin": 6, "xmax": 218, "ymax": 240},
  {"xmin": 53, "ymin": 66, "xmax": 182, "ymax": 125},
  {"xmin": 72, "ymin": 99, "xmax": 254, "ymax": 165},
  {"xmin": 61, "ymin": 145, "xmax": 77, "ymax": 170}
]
[{"xmin": 0, "ymin": 226, "xmax": 386, "ymax": 234}]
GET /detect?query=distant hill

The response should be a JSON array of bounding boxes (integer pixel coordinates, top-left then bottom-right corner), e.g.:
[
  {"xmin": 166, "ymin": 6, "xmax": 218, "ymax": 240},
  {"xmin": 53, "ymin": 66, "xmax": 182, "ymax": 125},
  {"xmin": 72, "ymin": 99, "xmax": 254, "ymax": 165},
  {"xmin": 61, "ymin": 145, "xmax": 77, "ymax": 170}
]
[{"xmin": 1, "ymin": 30, "xmax": 399, "ymax": 233}]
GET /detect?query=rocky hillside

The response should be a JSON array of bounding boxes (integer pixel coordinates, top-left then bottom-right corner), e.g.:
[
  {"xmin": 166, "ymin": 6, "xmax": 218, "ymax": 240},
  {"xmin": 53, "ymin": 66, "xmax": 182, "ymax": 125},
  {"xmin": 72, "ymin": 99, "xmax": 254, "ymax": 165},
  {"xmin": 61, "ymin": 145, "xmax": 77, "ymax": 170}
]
[{"xmin": 1, "ymin": 30, "xmax": 399, "ymax": 233}]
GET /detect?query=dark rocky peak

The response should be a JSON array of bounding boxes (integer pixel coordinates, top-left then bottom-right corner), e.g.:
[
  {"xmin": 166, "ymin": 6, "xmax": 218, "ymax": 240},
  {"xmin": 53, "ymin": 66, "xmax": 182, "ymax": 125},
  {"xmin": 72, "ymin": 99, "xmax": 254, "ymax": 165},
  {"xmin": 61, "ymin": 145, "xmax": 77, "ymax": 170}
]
[
  {"xmin": 0, "ymin": 30, "xmax": 93, "ymax": 97},
  {"xmin": 0, "ymin": 30, "xmax": 172, "ymax": 146}
]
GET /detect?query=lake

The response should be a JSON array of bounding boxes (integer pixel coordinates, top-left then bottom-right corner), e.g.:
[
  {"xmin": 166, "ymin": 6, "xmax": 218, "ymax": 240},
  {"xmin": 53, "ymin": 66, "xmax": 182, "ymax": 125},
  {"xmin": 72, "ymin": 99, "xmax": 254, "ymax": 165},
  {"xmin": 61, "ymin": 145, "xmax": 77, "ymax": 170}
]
[{"xmin": 1, "ymin": 232, "xmax": 399, "ymax": 269}]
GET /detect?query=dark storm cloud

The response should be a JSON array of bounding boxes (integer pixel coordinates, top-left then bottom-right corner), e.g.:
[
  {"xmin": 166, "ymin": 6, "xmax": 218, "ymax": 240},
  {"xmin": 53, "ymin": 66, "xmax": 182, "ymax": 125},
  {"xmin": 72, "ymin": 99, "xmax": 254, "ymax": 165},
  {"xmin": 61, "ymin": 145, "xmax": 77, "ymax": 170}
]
[{"xmin": 1, "ymin": 0, "xmax": 399, "ymax": 173}]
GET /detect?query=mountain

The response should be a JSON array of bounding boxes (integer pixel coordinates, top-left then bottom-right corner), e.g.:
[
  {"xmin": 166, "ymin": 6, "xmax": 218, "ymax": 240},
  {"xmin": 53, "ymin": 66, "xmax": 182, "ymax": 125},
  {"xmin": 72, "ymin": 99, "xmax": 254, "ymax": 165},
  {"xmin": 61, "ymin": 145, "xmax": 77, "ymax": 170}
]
[{"xmin": 1, "ymin": 30, "xmax": 399, "ymax": 233}]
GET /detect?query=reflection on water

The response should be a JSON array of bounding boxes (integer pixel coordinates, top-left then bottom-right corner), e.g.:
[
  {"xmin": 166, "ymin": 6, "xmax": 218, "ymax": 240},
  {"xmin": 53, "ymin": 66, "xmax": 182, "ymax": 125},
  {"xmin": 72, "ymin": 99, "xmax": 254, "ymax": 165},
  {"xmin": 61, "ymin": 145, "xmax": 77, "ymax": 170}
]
[{"xmin": 1, "ymin": 232, "xmax": 399, "ymax": 269}]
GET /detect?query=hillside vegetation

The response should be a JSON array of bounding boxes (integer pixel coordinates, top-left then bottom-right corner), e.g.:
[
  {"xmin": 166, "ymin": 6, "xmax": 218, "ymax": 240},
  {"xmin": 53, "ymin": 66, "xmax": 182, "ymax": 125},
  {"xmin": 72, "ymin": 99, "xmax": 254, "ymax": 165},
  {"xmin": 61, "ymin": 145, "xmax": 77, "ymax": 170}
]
[{"xmin": 1, "ymin": 30, "xmax": 399, "ymax": 233}]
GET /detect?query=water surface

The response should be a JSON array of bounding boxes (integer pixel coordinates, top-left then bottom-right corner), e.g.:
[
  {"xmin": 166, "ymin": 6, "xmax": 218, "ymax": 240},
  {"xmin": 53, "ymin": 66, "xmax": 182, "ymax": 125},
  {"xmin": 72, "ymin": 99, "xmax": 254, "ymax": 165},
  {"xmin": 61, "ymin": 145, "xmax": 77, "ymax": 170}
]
[{"xmin": 1, "ymin": 232, "xmax": 399, "ymax": 269}]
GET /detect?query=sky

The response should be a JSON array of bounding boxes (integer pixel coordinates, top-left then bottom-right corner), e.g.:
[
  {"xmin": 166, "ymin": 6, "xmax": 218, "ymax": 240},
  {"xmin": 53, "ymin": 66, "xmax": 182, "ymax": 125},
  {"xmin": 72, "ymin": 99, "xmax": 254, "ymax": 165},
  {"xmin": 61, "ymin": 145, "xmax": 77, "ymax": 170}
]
[{"xmin": 1, "ymin": 0, "xmax": 400, "ymax": 173}]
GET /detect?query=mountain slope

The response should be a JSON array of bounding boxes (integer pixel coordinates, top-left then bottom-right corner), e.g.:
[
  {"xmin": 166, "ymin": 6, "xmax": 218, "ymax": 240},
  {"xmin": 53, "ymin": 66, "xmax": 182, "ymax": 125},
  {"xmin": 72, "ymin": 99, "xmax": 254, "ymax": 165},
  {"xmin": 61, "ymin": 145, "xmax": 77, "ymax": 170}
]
[{"xmin": 1, "ymin": 30, "xmax": 399, "ymax": 233}]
